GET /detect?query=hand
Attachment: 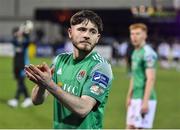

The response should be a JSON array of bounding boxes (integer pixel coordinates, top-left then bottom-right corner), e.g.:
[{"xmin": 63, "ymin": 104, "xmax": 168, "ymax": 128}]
[
  {"xmin": 36, "ymin": 64, "xmax": 54, "ymax": 74},
  {"xmin": 141, "ymin": 101, "xmax": 149, "ymax": 118},
  {"xmin": 24, "ymin": 62, "xmax": 54, "ymax": 88}
]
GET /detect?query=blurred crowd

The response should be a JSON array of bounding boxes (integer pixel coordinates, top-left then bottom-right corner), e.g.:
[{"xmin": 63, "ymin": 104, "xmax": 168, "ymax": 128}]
[
  {"xmin": 111, "ymin": 37, "xmax": 180, "ymax": 71},
  {"xmin": 0, "ymin": 23, "xmax": 180, "ymax": 71}
]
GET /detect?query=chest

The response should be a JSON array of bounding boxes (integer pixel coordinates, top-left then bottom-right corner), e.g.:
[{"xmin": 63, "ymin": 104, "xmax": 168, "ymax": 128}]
[
  {"xmin": 55, "ymin": 61, "xmax": 91, "ymax": 96},
  {"xmin": 132, "ymin": 51, "xmax": 145, "ymax": 71}
]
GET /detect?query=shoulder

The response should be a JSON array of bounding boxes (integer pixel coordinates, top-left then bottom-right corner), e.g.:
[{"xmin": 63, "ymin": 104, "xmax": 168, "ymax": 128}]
[
  {"xmin": 90, "ymin": 52, "xmax": 113, "ymax": 79},
  {"xmin": 57, "ymin": 52, "xmax": 72, "ymax": 59},
  {"xmin": 52, "ymin": 52, "xmax": 72, "ymax": 65},
  {"xmin": 143, "ymin": 45, "xmax": 157, "ymax": 58},
  {"xmin": 143, "ymin": 45, "xmax": 158, "ymax": 68},
  {"xmin": 91, "ymin": 52, "xmax": 109, "ymax": 64}
]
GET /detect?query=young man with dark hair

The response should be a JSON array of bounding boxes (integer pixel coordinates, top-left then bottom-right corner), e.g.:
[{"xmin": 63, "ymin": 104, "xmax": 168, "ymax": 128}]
[{"xmin": 25, "ymin": 10, "xmax": 113, "ymax": 129}]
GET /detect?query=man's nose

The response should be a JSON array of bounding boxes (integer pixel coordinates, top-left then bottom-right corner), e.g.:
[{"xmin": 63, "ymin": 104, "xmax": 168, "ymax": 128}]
[{"xmin": 83, "ymin": 31, "xmax": 90, "ymax": 39}]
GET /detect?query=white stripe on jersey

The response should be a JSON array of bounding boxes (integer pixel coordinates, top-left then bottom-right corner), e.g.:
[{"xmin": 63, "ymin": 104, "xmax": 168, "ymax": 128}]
[{"xmin": 93, "ymin": 53, "xmax": 108, "ymax": 63}]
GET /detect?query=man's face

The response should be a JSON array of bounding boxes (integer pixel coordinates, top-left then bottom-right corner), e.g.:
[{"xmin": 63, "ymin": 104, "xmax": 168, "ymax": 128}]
[
  {"xmin": 68, "ymin": 20, "xmax": 100, "ymax": 52},
  {"xmin": 130, "ymin": 28, "xmax": 147, "ymax": 47}
]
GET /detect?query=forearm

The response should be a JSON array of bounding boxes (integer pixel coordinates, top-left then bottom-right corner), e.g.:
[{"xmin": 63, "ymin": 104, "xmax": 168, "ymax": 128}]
[
  {"xmin": 46, "ymin": 81, "xmax": 92, "ymax": 117},
  {"xmin": 31, "ymin": 85, "xmax": 46, "ymax": 105},
  {"xmin": 127, "ymin": 78, "xmax": 133, "ymax": 98},
  {"xmin": 143, "ymin": 79, "xmax": 155, "ymax": 102}
]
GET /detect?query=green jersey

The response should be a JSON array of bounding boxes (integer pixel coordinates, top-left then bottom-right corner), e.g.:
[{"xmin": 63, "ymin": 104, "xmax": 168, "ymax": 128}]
[
  {"xmin": 52, "ymin": 51, "xmax": 113, "ymax": 129},
  {"xmin": 131, "ymin": 44, "xmax": 157, "ymax": 100}
]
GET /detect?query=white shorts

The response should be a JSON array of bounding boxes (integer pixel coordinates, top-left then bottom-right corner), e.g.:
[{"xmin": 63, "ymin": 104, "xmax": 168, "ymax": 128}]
[{"xmin": 126, "ymin": 99, "xmax": 157, "ymax": 128}]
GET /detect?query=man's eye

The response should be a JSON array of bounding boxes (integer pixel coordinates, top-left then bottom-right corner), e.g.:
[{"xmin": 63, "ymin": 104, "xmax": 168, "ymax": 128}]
[
  {"xmin": 91, "ymin": 31, "xmax": 97, "ymax": 34},
  {"xmin": 78, "ymin": 28, "xmax": 86, "ymax": 31}
]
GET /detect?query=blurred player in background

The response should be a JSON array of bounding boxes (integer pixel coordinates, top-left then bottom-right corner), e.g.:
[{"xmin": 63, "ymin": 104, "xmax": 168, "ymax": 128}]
[
  {"xmin": 171, "ymin": 39, "xmax": 180, "ymax": 70},
  {"xmin": 157, "ymin": 40, "xmax": 171, "ymax": 69},
  {"xmin": 25, "ymin": 10, "xmax": 113, "ymax": 129},
  {"xmin": 126, "ymin": 23, "xmax": 157, "ymax": 129},
  {"xmin": 7, "ymin": 21, "xmax": 34, "ymax": 108}
]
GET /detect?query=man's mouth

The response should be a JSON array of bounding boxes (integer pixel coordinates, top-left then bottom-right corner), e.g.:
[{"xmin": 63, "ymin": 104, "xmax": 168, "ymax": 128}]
[{"xmin": 80, "ymin": 41, "xmax": 91, "ymax": 45}]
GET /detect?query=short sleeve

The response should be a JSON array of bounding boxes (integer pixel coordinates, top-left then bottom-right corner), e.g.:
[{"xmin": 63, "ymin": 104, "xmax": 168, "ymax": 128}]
[
  {"xmin": 51, "ymin": 55, "xmax": 61, "ymax": 82},
  {"xmin": 82, "ymin": 62, "xmax": 113, "ymax": 103},
  {"xmin": 51, "ymin": 55, "xmax": 59, "ymax": 68},
  {"xmin": 144, "ymin": 48, "xmax": 157, "ymax": 68}
]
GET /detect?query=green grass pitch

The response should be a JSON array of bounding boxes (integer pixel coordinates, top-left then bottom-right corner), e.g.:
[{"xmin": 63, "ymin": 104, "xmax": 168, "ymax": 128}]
[{"xmin": 0, "ymin": 56, "xmax": 180, "ymax": 128}]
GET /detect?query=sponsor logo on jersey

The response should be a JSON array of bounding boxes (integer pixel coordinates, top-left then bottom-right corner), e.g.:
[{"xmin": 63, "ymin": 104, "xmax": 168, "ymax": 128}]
[
  {"xmin": 92, "ymin": 71, "xmax": 109, "ymax": 88},
  {"xmin": 77, "ymin": 70, "xmax": 86, "ymax": 81},
  {"xmin": 62, "ymin": 83, "xmax": 78, "ymax": 96},
  {"xmin": 90, "ymin": 85, "xmax": 104, "ymax": 95}
]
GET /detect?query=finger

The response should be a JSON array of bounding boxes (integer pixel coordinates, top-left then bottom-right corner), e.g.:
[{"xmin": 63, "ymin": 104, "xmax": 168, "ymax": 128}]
[
  {"xmin": 37, "ymin": 64, "xmax": 43, "ymax": 70},
  {"xmin": 25, "ymin": 70, "xmax": 36, "ymax": 81},
  {"xmin": 25, "ymin": 66, "xmax": 41, "ymax": 80},
  {"xmin": 51, "ymin": 67, "xmax": 55, "ymax": 75},
  {"xmin": 25, "ymin": 65, "xmax": 36, "ymax": 75},
  {"xmin": 33, "ymin": 73, "xmax": 43, "ymax": 82},
  {"xmin": 43, "ymin": 62, "xmax": 50, "ymax": 72},
  {"xmin": 28, "ymin": 70, "xmax": 43, "ymax": 83},
  {"xmin": 25, "ymin": 66, "xmax": 43, "ymax": 82},
  {"xmin": 25, "ymin": 69, "xmax": 38, "ymax": 83},
  {"xmin": 36, "ymin": 64, "xmax": 40, "ymax": 69},
  {"xmin": 29, "ymin": 64, "xmax": 44, "ymax": 76}
]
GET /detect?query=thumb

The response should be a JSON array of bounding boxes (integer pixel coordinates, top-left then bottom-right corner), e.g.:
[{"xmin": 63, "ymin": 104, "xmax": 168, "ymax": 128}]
[
  {"xmin": 43, "ymin": 62, "xmax": 50, "ymax": 72},
  {"xmin": 51, "ymin": 67, "xmax": 55, "ymax": 75}
]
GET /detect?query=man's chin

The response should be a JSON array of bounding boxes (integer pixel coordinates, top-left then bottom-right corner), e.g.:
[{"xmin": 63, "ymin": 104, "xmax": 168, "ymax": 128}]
[
  {"xmin": 73, "ymin": 44, "xmax": 94, "ymax": 52},
  {"xmin": 79, "ymin": 46, "xmax": 93, "ymax": 52},
  {"xmin": 78, "ymin": 45, "xmax": 91, "ymax": 50}
]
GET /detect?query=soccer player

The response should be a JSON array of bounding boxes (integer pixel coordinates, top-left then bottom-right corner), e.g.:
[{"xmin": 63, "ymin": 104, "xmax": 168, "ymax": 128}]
[
  {"xmin": 126, "ymin": 23, "xmax": 157, "ymax": 129},
  {"xmin": 25, "ymin": 10, "xmax": 113, "ymax": 129},
  {"xmin": 8, "ymin": 21, "xmax": 34, "ymax": 108},
  {"xmin": 157, "ymin": 41, "xmax": 171, "ymax": 69},
  {"xmin": 171, "ymin": 40, "xmax": 180, "ymax": 70}
]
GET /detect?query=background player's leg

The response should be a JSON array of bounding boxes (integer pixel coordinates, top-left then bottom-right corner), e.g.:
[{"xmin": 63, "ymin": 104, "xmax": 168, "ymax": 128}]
[
  {"xmin": 19, "ymin": 77, "xmax": 32, "ymax": 108},
  {"xmin": 7, "ymin": 78, "xmax": 20, "ymax": 107}
]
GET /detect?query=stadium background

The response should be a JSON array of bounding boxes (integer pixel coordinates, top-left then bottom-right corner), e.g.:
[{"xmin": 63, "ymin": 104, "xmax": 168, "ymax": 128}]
[{"xmin": 0, "ymin": 0, "xmax": 180, "ymax": 128}]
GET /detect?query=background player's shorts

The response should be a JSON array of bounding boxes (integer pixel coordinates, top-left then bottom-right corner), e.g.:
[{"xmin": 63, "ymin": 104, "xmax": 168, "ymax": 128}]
[{"xmin": 126, "ymin": 99, "xmax": 157, "ymax": 128}]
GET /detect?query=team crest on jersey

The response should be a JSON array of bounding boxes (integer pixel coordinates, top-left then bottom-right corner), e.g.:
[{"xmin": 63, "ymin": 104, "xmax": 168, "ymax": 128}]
[{"xmin": 77, "ymin": 70, "xmax": 86, "ymax": 81}]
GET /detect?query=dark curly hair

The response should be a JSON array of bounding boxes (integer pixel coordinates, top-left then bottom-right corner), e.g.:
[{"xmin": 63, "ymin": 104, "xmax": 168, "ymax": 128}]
[{"xmin": 70, "ymin": 10, "xmax": 103, "ymax": 33}]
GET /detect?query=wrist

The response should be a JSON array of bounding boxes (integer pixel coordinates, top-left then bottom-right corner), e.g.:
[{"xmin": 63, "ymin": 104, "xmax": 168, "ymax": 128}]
[
  {"xmin": 142, "ymin": 99, "xmax": 148, "ymax": 104},
  {"xmin": 46, "ymin": 80, "xmax": 60, "ymax": 92},
  {"xmin": 47, "ymin": 79, "xmax": 56, "ymax": 88}
]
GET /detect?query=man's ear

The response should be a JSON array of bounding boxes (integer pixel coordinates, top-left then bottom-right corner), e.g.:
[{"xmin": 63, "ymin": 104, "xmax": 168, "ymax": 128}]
[
  {"xmin": 96, "ymin": 34, "xmax": 101, "ymax": 44},
  {"xmin": 68, "ymin": 28, "xmax": 72, "ymax": 39}
]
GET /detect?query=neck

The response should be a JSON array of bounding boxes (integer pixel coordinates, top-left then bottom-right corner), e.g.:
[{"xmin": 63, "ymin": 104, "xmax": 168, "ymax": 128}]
[
  {"xmin": 73, "ymin": 47, "xmax": 91, "ymax": 61},
  {"xmin": 135, "ymin": 41, "xmax": 146, "ymax": 50}
]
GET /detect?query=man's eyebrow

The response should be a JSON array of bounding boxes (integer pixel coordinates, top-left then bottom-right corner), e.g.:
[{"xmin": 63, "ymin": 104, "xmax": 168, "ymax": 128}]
[{"xmin": 90, "ymin": 28, "xmax": 98, "ymax": 32}]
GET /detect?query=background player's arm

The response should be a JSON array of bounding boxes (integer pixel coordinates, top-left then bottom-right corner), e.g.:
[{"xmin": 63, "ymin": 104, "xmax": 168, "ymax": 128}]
[
  {"xmin": 142, "ymin": 68, "xmax": 156, "ymax": 113},
  {"xmin": 126, "ymin": 77, "xmax": 133, "ymax": 108}
]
